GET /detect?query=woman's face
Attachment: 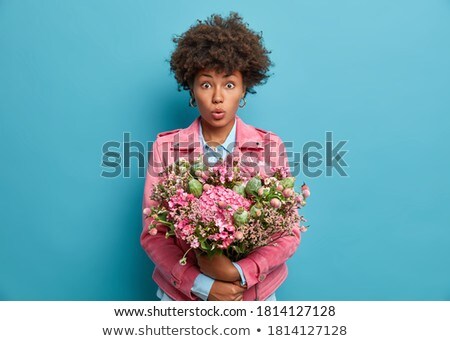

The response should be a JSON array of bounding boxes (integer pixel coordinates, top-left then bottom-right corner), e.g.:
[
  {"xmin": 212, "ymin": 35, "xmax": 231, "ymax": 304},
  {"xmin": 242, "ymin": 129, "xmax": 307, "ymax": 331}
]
[{"xmin": 191, "ymin": 69, "xmax": 246, "ymax": 133}]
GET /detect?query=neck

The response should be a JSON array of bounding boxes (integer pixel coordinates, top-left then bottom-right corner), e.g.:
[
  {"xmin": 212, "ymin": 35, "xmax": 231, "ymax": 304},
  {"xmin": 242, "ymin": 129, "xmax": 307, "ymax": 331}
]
[{"xmin": 200, "ymin": 119, "xmax": 234, "ymax": 147}]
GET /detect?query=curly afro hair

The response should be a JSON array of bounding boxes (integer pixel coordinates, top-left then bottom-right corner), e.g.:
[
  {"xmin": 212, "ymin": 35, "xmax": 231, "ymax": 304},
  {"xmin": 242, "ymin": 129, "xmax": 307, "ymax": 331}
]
[{"xmin": 169, "ymin": 12, "xmax": 273, "ymax": 94}]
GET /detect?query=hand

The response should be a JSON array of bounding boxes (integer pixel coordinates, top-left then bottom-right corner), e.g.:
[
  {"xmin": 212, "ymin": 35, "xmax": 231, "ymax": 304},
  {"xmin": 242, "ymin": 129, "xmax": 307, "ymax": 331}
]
[
  {"xmin": 196, "ymin": 252, "xmax": 240, "ymax": 282},
  {"xmin": 208, "ymin": 280, "xmax": 246, "ymax": 301}
]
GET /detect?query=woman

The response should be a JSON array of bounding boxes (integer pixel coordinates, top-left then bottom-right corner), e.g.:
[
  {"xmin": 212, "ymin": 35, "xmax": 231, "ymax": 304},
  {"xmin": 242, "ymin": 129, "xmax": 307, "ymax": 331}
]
[{"xmin": 141, "ymin": 12, "xmax": 301, "ymax": 301}]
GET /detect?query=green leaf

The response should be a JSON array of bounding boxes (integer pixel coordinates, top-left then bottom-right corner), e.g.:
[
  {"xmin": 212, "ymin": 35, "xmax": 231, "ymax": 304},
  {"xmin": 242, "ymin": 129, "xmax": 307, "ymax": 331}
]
[{"xmin": 200, "ymin": 239, "xmax": 209, "ymax": 251}]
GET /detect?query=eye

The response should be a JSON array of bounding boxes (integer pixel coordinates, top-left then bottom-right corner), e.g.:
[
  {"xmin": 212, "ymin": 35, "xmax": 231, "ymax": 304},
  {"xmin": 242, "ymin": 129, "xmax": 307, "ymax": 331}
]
[
  {"xmin": 201, "ymin": 82, "xmax": 211, "ymax": 89},
  {"xmin": 225, "ymin": 82, "xmax": 235, "ymax": 89}
]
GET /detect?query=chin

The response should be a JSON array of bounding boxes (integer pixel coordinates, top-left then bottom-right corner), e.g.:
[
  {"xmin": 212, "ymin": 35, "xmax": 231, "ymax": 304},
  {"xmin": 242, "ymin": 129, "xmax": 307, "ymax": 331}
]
[{"xmin": 202, "ymin": 115, "xmax": 235, "ymax": 128}]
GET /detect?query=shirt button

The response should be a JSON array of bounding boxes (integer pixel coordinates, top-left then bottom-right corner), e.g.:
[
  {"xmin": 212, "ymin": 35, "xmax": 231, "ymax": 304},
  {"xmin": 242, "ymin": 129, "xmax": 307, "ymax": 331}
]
[
  {"xmin": 258, "ymin": 274, "xmax": 266, "ymax": 282},
  {"xmin": 172, "ymin": 280, "xmax": 178, "ymax": 287}
]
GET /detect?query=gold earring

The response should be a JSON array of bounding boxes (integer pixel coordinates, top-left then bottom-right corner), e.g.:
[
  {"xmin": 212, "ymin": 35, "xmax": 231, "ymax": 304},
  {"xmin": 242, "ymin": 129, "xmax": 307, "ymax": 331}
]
[{"xmin": 239, "ymin": 97, "xmax": 246, "ymax": 108}]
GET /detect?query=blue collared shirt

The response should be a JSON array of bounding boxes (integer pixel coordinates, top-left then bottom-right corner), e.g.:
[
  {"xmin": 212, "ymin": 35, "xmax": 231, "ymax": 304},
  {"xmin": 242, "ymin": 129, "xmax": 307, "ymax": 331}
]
[{"xmin": 199, "ymin": 117, "xmax": 237, "ymax": 164}]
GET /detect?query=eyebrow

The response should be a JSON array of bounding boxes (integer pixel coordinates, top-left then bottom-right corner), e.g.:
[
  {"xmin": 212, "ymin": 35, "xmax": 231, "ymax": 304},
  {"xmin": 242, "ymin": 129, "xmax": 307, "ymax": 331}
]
[{"xmin": 199, "ymin": 73, "xmax": 235, "ymax": 78}]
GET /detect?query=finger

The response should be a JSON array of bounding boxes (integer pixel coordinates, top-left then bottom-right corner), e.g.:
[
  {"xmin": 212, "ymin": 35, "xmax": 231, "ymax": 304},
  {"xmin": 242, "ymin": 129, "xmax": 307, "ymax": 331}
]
[
  {"xmin": 233, "ymin": 284, "xmax": 246, "ymax": 293},
  {"xmin": 233, "ymin": 281, "xmax": 247, "ymax": 288}
]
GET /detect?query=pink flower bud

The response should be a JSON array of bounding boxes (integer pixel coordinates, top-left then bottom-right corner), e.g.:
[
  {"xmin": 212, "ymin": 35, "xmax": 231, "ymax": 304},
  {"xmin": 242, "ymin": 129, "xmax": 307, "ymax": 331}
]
[
  {"xmin": 301, "ymin": 183, "xmax": 310, "ymax": 198},
  {"xmin": 258, "ymin": 187, "xmax": 265, "ymax": 196},
  {"xmin": 149, "ymin": 227, "xmax": 158, "ymax": 236},
  {"xmin": 218, "ymin": 201, "xmax": 227, "ymax": 209},
  {"xmin": 142, "ymin": 207, "xmax": 151, "ymax": 216},
  {"xmin": 296, "ymin": 194, "xmax": 304, "ymax": 203},
  {"xmin": 282, "ymin": 188, "xmax": 293, "ymax": 198},
  {"xmin": 203, "ymin": 184, "xmax": 211, "ymax": 191},
  {"xmin": 276, "ymin": 184, "xmax": 284, "ymax": 192},
  {"xmin": 270, "ymin": 198, "xmax": 282, "ymax": 208},
  {"xmin": 195, "ymin": 170, "xmax": 202, "ymax": 177},
  {"xmin": 235, "ymin": 231, "xmax": 244, "ymax": 240},
  {"xmin": 300, "ymin": 226, "xmax": 308, "ymax": 233}
]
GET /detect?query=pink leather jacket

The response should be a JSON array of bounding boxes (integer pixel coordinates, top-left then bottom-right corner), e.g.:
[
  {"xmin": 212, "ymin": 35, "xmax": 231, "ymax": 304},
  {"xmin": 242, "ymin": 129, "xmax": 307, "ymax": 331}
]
[{"xmin": 141, "ymin": 116, "xmax": 301, "ymax": 300}]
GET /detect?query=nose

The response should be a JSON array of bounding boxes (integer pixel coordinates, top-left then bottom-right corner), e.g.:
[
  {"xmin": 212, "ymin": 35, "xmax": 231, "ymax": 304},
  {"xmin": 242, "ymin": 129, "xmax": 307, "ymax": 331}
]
[{"xmin": 212, "ymin": 88, "xmax": 223, "ymax": 104}]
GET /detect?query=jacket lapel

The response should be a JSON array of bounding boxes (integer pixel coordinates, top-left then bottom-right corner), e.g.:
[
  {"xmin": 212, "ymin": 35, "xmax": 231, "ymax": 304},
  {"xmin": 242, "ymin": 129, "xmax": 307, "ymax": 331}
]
[
  {"xmin": 234, "ymin": 116, "xmax": 264, "ymax": 159},
  {"xmin": 169, "ymin": 117, "xmax": 203, "ymax": 162}
]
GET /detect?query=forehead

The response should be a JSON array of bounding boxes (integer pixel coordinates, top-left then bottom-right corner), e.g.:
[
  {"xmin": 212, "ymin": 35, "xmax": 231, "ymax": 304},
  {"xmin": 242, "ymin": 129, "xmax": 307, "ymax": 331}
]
[{"xmin": 196, "ymin": 69, "xmax": 243, "ymax": 79}]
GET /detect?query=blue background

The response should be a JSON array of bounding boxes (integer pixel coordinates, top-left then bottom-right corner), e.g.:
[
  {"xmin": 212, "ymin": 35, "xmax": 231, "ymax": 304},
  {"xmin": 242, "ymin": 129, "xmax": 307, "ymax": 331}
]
[{"xmin": 1, "ymin": 0, "xmax": 449, "ymax": 300}]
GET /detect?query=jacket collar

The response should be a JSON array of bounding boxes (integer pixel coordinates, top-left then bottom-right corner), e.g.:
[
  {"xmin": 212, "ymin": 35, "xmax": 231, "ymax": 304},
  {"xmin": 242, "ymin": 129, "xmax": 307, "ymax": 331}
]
[{"xmin": 177, "ymin": 115, "xmax": 264, "ymax": 155}]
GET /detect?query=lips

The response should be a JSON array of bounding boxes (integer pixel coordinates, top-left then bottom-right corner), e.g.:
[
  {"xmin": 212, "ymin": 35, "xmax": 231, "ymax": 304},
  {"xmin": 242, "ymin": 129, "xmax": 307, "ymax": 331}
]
[{"xmin": 211, "ymin": 109, "xmax": 225, "ymax": 120}]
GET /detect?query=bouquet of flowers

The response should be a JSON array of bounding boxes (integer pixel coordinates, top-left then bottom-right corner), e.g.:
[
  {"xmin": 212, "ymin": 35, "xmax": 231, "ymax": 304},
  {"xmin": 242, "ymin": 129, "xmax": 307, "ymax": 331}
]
[{"xmin": 143, "ymin": 156, "xmax": 310, "ymax": 264}]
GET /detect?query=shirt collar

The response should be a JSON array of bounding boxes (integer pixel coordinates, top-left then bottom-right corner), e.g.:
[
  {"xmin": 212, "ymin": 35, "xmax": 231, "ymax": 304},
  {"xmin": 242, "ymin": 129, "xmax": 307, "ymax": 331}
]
[{"xmin": 199, "ymin": 118, "xmax": 236, "ymax": 154}]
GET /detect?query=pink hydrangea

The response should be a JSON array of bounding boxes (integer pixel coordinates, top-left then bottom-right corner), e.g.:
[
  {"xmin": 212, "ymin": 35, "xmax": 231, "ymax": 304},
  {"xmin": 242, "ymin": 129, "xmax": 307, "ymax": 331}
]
[
  {"xmin": 168, "ymin": 189, "xmax": 195, "ymax": 209},
  {"xmin": 174, "ymin": 218, "xmax": 194, "ymax": 238},
  {"xmin": 197, "ymin": 186, "xmax": 251, "ymax": 249},
  {"xmin": 198, "ymin": 186, "xmax": 251, "ymax": 224}
]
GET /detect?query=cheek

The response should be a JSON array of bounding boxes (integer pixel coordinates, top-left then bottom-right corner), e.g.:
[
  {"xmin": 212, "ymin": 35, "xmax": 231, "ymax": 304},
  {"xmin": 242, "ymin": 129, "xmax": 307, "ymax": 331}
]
[
  {"xmin": 195, "ymin": 98, "xmax": 211, "ymax": 116},
  {"xmin": 198, "ymin": 99, "xmax": 210, "ymax": 111},
  {"xmin": 195, "ymin": 95, "xmax": 208, "ymax": 107},
  {"xmin": 232, "ymin": 95, "xmax": 242, "ymax": 106}
]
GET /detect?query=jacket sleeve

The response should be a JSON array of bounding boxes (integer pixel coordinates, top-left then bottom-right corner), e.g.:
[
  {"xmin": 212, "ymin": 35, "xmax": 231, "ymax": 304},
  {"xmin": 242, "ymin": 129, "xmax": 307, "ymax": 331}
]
[
  {"xmin": 140, "ymin": 138, "xmax": 201, "ymax": 299},
  {"xmin": 236, "ymin": 135, "xmax": 301, "ymax": 289},
  {"xmin": 235, "ymin": 228, "xmax": 300, "ymax": 288}
]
